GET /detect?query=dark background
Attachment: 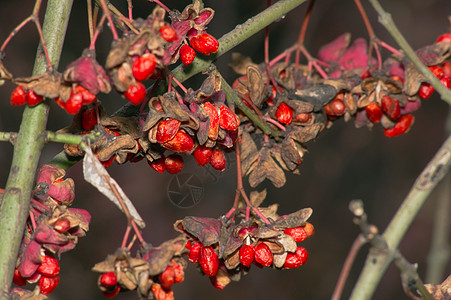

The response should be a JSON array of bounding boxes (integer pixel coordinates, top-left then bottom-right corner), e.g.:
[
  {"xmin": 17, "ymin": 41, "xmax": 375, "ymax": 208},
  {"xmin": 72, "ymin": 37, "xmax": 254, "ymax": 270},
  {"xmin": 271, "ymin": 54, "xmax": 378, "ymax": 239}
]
[{"xmin": 1, "ymin": 0, "xmax": 450, "ymax": 299}]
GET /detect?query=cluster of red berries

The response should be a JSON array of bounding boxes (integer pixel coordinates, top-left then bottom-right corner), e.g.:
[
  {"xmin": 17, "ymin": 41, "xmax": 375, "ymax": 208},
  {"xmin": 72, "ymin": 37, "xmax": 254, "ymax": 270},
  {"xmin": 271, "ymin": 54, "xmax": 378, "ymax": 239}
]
[
  {"xmin": 10, "ymin": 85, "xmax": 44, "ymax": 107},
  {"xmin": 56, "ymin": 85, "xmax": 97, "ymax": 115},
  {"xmin": 418, "ymin": 62, "xmax": 451, "ymax": 100},
  {"xmin": 180, "ymin": 33, "xmax": 219, "ymax": 66},
  {"xmin": 13, "ymin": 255, "xmax": 61, "ymax": 295}
]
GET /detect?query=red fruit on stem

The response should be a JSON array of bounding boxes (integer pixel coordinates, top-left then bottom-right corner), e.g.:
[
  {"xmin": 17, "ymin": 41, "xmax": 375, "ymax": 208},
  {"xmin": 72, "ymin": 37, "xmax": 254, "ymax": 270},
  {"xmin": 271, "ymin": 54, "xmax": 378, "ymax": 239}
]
[
  {"xmin": 303, "ymin": 222, "xmax": 315, "ymax": 237},
  {"xmin": 381, "ymin": 96, "xmax": 401, "ymax": 120},
  {"xmin": 442, "ymin": 61, "xmax": 451, "ymax": 78},
  {"xmin": 65, "ymin": 92, "xmax": 83, "ymax": 115},
  {"xmin": 193, "ymin": 145, "xmax": 213, "ymax": 166},
  {"xmin": 159, "ymin": 25, "xmax": 178, "ymax": 42},
  {"xmin": 39, "ymin": 275, "xmax": 60, "ymax": 295},
  {"xmin": 293, "ymin": 113, "xmax": 312, "ymax": 124},
  {"xmin": 75, "ymin": 85, "xmax": 97, "ymax": 105},
  {"xmin": 283, "ymin": 247, "xmax": 309, "ymax": 269},
  {"xmin": 324, "ymin": 98, "xmax": 346, "ymax": 116},
  {"xmin": 53, "ymin": 218, "xmax": 71, "ymax": 233},
  {"xmin": 436, "ymin": 33, "xmax": 451, "ymax": 44},
  {"xmin": 190, "ymin": 33, "xmax": 219, "ymax": 55},
  {"xmin": 102, "ymin": 285, "xmax": 121, "ymax": 298},
  {"xmin": 428, "ymin": 65, "xmax": 444, "ymax": 79},
  {"xmin": 418, "ymin": 83, "xmax": 434, "ymax": 99},
  {"xmin": 199, "ymin": 246, "xmax": 219, "ymax": 277},
  {"xmin": 276, "ymin": 102, "xmax": 293, "ymax": 125},
  {"xmin": 156, "ymin": 119, "xmax": 181, "ymax": 143},
  {"xmin": 38, "ymin": 256, "xmax": 60, "ymax": 277},
  {"xmin": 180, "ymin": 45, "xmax": 196, "ymax": 66},
  {"xmin": 365, "ymin": 102, "xmax": 383, "ymax": 123},
  {"xmin": 360, "ymin": 70, "xmax": 372, "ymax": 80},
  {"xmin": 165, "ymin": 154, "xmax": 184, "ymax": 174},
  {"xmin": 188, "ymin": 242, "xmax": 202, "ymax": 263},
  {"xmin": 81, "ymin": 106, "xmax": 98, "ymax": 130},
  {"xmin": 441, "ymin": 76, "xmax": 451, "ymax": 89},
  {"xmin": 390, "ymin": 75, "xmax": 404, "ymax": 84},
  {"xmin": 10, "ymin": 85, "xmax": 27, "ymax": 106},
  {"xmin": 151, "ymin": 283, "xmax": 174, "ymax": 300},
  {"xmin": 254, "ymin": 242, "xmax": 273, "ymax": 267},
  {"xmin": 148, "ymin": 156, "xmax": 166, "ymax": 173},
  {"xmin": 210, "ymin": 149, "xmax": 226, "ymax": 171},
  {"xmin": 162, "ymin": 130, "xmax": 194, "ymax": 153},
  {"xmin": 384, "ymin": 114, "xmax": 415, "ymax": 138},
  {"xmin": 171, "ymin": 261, "xmax": 184, "ymax": 284},
  {"xmin": 124, "ymin": 82, "xmax": 147, "ymax": 105},
  {"xmin": 159, "ymin": 265, "xmax": 175, "ymax": 290},
  {"xmin": 26, "ymin": 89, "xmax": 44, "ymax": 107},
  {"xmin": 132, "ymin": 53, "xmax": 156, "ymax": 81},
  {"xmin": 99, "ymin": 272, "xmax": 118, "ymax": 287},
  {"xmin": 284, "ymin": 226, "xmax": 308, "ymax": 242},
  {"xmin": 203, "ymin": 102, "xmax": 220, "ymax": 140},
  {"xmin": 219, "ymin": 105, "xmax": 240, "ymax": 130},
  {"xmin": 239, "ymin": 244, "xmax": 255, "ymax": 267},
  {"xmin": 13, "ymin": 268, "xmax": 26, "ymax": 286}
]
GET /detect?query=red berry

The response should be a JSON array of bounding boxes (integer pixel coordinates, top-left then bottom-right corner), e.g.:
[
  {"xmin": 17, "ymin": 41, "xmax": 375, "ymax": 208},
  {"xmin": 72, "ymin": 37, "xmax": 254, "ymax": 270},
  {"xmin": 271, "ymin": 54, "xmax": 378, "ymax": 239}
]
[
  {"xmin": 324, "ymin": 98, "xmax": 346, "ymax": 116},
  {"xmin": 365, "ymin": 102, "xmax": 383, "ymax": 123},
  {"xmin": 442, "ymin": 61, "xmax": 451, "ymax": 78},
  {"xmin": 390, "ymin": 75, "xmax": 404, "ymax": 84},
  {"xmin": 156, "ymin": 119, "xmax": 181, "ymax": 143},
  {"xmin": 151, "ymin": 283, "xmax": 174, "ymax": 300},
  {"xmin": 81, "ymin": 106, "xmax": 98, "ymax": 130},
  {"xmin": 293, "ymin": 112, "xmax": 312, "ymax": 124},
  {"xmin": 188, "ymin": 242, "xmax": 202, "ymax": 263},
  {"xmin": 219, "ymin": 105, "xmax": 240, "ymax": 130},
  {"xmin": 159, "ymin": 25, "xmax": 178, "ymax": 42},
  {"xmin": 74, "ymin": 85, "xmax": 97, "ymax": 105},
  {"xmin": 193, "ymin": 145, "xmax": 213, "ymax": 166},
  {"xmin": 102, "ymin": 285, "xmax": 121, "ymax": 298},
  {"xmin": 429, "ymin": 65, "xmax": 444, "ymax": 79},
  {"xmin": 441, "ymin": 76, "xmax": 451, "ymax": 89},
  {"xmin": 165, "ymin": 154, "xmax": 184, "ymax": 174},
  {"xmin": 254, "ymin": 242, "xmax": 273, "ymax": 267},
  {"xmin": 303, "ymin": 222, "xmax": 315, "ymax": 237},
  {"xmin": 360, "ymin": 70, "xmax": 372, "ymax": 80},
  {"xmin": 132, "ymin": 53, "xmax": 156, "ymax": 81},
  {"xmin": 38, "ymin": 256, "xmax": 60, "ymax": 277},
  {"xmin": 418, "ymin": 83, "xmax": 434, "ymax": 99},
  {"xmin": 100, "ymin": 154, "xmax": 116, "ymax": 168},
  {"xmin": 162, "ymin": 130, "xmax": 194, "ymax": 153},
  {"xmin": 13, "ymin": 268, "xmax": 26, "ymax": 286},
  {"xmin": 148, "ymin": 156, "xmax": 166, "ymax": 173},
  {"xmin": 39, "ymin": 275, "xmax": 60, "ymax": 295},
  {"xmin": 210, "ymin": 149, "xmax": 226, "ymax": 171},
  {"xmin": 436, "ymin": 33, "xmax": 451, "ymax": 44},
  {"xmin": 180, "ymin": 45, "xmax": 196, "ymax": 66},
  {"xmin": 26, "ymin": 89, "xmax": 44, "ymax": 107},
  {"xmin": 283, "ymin": 246, "xmax": 308, "ymax": 269},
  {"xmin": 172, "ymin": 262, "xmax": 184, "ymax": 284},
  {"xmin": 384, "ymin": 114, "xmax": 415, "ymax": 138},
  {"xmin": 276, "ymin": 102, "xmax": 293, "ymax": 125},
  {"xmin": 284, "ymin": 226, "xmax": 308, "ymax": 242},
  {"xmin": 381, "ymin": 96, "xmax": 401, "ymax": 120},
  {"xmin": 124, "ymin": 82, "xmax": 147, "ymax": 105},
  {"xmin": 10, "ymin": 86, "xmax": 27, "ymax": 106},
  {"xmin": 159, "ymin": 265, "xmax": 175, "ymax": 290},
  {"xmin": 53, "ymin": 218, "xmax": 71, "ymax": 233},
  {"xmin": 199, "ymin": 246, "xmax": 219, "ymax": 277},
  {"xmin": 203, "ymin": 102, "xmax": 220, "ymax": 140},
  {"xmin": 239, "ymin": 244, "xmax": 255, "ymax": 267},
  {"xmin": 65, "ymin": 91, "xmax": 83, "ymax": 115},
  {"xmin": 99, "ymin": 272, "xmax": 118, "ymax": 287},
  {"xmin": 190, "ymin": 33, "xmax": 219, "ymax": 55}
]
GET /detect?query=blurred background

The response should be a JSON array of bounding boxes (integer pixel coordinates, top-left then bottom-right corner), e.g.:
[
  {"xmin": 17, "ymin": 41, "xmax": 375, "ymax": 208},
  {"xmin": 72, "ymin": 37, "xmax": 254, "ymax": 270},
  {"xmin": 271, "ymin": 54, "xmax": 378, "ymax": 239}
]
[{"xmin": 1, "ymin": 0, "xmax": 450, "ymax": 299}]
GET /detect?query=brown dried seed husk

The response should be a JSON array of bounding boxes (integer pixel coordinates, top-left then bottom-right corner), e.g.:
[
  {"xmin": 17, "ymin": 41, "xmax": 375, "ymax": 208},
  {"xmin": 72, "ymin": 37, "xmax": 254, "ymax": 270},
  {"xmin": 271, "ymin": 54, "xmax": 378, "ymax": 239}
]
[
  {"xmin": 229, "ymin": 52, "xmax": 256, "ymax": 75},
  {"xmin": 273, "ymin": 252, "xmax": 288, "ymax": 268},
  {"xmin": 276, "ymin": 234, "xmax": 297, "ymax": 253},
  {"xmin": 95, "ymin": 134, "xmax": 138, "ymax": 162},
  {"xmin": 273, "ymin": 208, "xmax": 313, "ymax": 229},
  {"xmin": 64, "ymin": 143, "xmax": 84, "ymax": 157},
  {"xmin": 255, "ymin": 204, "xmax": 280, "ymax": 222},
  {"xmin": 224, "ymin": 249, "xmax": 240, "ymax": 269},
  {"xmin": 286, "ymin": 123, "xmax": 324, "ymax": 144},
  {"xmin": 293, "ymin": 84, "xmax": 338, "ymax": 111},
  {"xmin": 249, "ymin": 189, "xmax": 267, "ymax": 207},
  {"xmin": 0, "ymin": 60, "xmax": 13, "ymax": 81},
  {"xmin": 105, "ymin": 38, "xmax": 131, "ymax": 69},
  {"xmin": 247, "ymin": 65, "xmax": 267, "ymax": 107},
  {"xmin": 248, "ymin": 147, "xmax": 286, "ymax": 188},
  {"xmin": 262, "ymin": 240, "xmax": 284, "ymax": 255},
  {"xmin": 15, "ymin": 72, "xmax": 64, "ymax": 99}
]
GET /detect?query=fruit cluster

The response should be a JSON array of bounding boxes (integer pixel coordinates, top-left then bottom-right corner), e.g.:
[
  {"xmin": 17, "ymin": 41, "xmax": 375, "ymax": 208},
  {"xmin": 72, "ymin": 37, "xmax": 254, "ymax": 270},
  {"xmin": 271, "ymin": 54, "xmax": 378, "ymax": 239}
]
[
  {"xmin": 232, "ymin": 33, "xmax": 451, "ymax": 188},
  {"xmin": 175, "ymin": 207, "xmax": 313, "ymax": 290},
  {"xmin": 11, "ymin": 165, "xmax": 91, "ymax": 297}
]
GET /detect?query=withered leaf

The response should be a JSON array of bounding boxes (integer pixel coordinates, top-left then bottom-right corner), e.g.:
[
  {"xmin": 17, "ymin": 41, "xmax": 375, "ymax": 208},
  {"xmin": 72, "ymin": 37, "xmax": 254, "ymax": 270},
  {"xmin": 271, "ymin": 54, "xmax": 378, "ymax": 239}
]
[
  {"xmin": 105, "ymin": 39, "xmax": 131, "ymax": 69},
  {"xmin": 83, "ymin": 147, "xmax": 145, "ymax": 228},
  {"xmin": 221, "ymin": 230, "xmax": 242, "ymax": 258},
  {"xmin": 229, "ymin": 52, "xmax": 256, "ymax": 75},
  {"xmin": 249, "ymin": 189, "xmax": 267, "ymax": 207},
  {"xmin": 280, "ymin": 138, "xmax": 303, "ymax": 171},
  {"xmin": 141, "ymin": 236, "xmax": 187, "ymax": 276},
  {"xmin": 292, "ymin": 84, "xmax": 338, "ymax": 111},
  {"xmin": 256, "ymin": 224, "xmax": 281, "ymax": 239},
  {"xmin": 181, "ymin": 216, "xmax": 222, "ymax": 246},
  {"xmin": 256, "ymin": 203, "xmax": 280, "ymax": 222},
  {"xmin": 248, "ymin": 147, "xmax": 286, "ymax": 188},
  {"xmin": 286, "ymin": 123, "xmax": 323, "ymax": 144},
  {"xmin": 274, "ymin": 208, "xmax": 312, "ymax": 229},
  {"xmin": 424, "ymin": 274, "xmax": 451, "ymax": 300}
]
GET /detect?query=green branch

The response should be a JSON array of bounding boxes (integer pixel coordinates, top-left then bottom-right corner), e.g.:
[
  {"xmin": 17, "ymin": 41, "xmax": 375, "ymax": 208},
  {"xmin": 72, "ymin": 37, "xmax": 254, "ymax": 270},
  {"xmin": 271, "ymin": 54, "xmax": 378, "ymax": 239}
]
[
  {"xmin": 350, "ymin": 133, "xmax": 451, "ymax": 299},
  {"xmin": 367, "ymin": 0, "xmax": 451, "ymax": 104},
  {"xmin": 0, "ymin": 0, "xmax": 73, "ymax": 297}
]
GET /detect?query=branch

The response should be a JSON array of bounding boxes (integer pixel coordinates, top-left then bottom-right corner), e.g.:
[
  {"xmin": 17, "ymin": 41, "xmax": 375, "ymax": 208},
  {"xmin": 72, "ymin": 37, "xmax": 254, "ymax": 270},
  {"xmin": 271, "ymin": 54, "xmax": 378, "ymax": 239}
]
[
  {"xmin": 0, "ymin": 0, "xmax": 73, "ymax": 297},
  {"xmin": 350, "ymin": 133, "xmax": 451, "ymax": 299},
  {"xmin": 367, "ymin": 0, "xmax": 451, "ymax": 104}
]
